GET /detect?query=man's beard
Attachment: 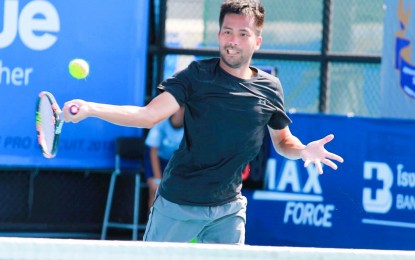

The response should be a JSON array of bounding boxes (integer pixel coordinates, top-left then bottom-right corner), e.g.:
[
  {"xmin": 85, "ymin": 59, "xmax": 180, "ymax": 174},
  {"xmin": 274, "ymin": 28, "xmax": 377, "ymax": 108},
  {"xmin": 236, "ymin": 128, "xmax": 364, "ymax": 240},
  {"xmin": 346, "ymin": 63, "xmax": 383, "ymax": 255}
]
[
  {"xmin": 220, "ymin": 45, "xmax": 247, "ymax": 69},
  {"xmin": 220, "ymin": 51, "xmax": 246, "ymax": 69}
]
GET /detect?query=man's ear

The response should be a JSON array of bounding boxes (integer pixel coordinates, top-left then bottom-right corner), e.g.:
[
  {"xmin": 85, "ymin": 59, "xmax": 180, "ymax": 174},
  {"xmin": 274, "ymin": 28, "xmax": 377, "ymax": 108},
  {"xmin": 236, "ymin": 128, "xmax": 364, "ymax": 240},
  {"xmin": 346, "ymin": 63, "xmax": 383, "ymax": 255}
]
[{"xmin": 255, "ymin": 36, "xmax": 263, "ymax": 50}]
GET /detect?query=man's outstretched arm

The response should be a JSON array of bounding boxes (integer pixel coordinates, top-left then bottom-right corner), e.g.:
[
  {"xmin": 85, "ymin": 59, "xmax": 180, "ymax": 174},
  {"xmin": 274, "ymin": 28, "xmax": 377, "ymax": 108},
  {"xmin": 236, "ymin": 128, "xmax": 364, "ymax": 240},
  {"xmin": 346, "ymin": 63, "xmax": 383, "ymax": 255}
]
[
  {"xmin": 62, "ymin": 92, "xmax": 180, "ymax": 129},
  {"xmin": 268, "ymin": 126, "xmax": 344, "ymax": 174}
]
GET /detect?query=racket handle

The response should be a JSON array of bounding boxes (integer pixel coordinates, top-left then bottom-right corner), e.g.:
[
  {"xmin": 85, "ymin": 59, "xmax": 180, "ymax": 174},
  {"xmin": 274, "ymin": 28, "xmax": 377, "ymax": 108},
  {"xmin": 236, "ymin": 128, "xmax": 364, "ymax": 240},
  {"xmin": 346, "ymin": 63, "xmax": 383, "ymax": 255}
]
[{"xmin": 69, "ymin": 104, "xmax": 80, "ymax": 115}]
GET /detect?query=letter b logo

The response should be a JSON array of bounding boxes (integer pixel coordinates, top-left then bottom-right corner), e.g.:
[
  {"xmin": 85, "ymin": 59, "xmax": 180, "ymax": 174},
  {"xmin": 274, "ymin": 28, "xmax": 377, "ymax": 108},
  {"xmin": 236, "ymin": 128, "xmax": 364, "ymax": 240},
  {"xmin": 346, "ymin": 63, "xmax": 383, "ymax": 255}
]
[{"xmin": 362, "ymin": 162, "xmax": 393, "ymax": 214}]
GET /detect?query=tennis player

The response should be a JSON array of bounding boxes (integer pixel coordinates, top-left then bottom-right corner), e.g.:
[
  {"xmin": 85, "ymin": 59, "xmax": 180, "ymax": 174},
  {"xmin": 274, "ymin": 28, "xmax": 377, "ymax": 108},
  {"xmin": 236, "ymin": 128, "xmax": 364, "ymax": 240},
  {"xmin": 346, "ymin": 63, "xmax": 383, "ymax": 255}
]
[{"xmin": 63, "ymin": 0, "xmax": 344, "ymax": 244}]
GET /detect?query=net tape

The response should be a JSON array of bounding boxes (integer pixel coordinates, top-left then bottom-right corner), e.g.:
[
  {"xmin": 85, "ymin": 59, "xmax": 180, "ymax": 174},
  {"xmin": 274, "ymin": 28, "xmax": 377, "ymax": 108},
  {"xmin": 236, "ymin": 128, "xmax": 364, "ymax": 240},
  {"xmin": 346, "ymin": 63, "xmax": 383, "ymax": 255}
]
[{"xmin": 0, "ymin": 237, "xmax": 414, "ymax": 260}]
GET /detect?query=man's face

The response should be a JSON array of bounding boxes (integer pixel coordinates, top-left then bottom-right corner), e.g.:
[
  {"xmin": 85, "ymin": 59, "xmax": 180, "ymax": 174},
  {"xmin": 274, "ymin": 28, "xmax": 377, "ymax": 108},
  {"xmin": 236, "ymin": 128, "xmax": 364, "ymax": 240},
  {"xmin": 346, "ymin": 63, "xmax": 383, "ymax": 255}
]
[{"xmin": 218, "ymin": 13, "xmax": 262, "ymax": 70}]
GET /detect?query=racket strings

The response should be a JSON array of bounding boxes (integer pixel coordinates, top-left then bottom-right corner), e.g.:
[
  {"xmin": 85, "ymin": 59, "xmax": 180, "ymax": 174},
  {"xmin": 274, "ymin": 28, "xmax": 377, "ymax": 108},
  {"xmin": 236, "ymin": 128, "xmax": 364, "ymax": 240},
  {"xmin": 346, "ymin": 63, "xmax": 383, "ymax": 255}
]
[{"xmin": 38, "ymin": 96, "xmax": 58, "ymax": 157}]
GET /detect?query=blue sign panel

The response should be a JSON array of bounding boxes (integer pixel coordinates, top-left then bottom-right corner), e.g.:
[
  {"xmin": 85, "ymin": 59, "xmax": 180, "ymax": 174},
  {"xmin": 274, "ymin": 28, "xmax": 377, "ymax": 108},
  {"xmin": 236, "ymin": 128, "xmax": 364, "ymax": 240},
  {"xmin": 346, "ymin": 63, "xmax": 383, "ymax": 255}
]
[
  {"xmin": 0, "ymin": 0, "xmax": 149, "ymax": 168},
  {"xmin": 245, "ymin": 113, "xmax": 415, "ymax": 250},
  {"xmin": 381, "ymin": 0, "xmax": 415, "ymax": 119}
]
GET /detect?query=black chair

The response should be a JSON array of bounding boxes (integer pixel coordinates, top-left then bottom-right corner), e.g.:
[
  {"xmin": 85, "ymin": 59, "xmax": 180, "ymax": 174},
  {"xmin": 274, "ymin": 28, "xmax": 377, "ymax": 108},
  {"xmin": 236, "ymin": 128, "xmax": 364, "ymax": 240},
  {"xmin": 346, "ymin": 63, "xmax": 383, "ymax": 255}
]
[{"xmin": 101, "ymin": 137, "xmax": 147, "ymax": 240}]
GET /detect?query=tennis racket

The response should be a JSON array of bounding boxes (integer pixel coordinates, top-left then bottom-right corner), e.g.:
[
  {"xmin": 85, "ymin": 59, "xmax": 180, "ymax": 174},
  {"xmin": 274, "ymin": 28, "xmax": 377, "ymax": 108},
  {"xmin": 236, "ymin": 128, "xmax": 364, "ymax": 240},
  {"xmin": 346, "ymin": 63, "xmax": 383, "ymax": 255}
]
[{"xmin": 36, "ymin": 91, "xmax": 79, "ymax": 158}]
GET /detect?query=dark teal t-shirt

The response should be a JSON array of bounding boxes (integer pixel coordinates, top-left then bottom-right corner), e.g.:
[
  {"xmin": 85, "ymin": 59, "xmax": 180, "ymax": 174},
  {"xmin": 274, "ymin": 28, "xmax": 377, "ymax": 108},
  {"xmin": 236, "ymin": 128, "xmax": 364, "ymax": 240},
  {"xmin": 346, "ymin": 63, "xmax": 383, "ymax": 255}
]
[{"xmin": 157, "ymin": 58, "xmax": 291, "ymax": 206}]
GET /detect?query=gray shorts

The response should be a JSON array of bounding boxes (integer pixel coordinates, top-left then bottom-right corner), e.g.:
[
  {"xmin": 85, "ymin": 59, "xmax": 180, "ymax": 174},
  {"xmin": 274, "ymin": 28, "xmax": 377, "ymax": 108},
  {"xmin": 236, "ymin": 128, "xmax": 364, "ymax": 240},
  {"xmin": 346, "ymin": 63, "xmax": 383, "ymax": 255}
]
[{"xmin": 143, "ymin": 193, "xmax": 247, "ymax": 244}]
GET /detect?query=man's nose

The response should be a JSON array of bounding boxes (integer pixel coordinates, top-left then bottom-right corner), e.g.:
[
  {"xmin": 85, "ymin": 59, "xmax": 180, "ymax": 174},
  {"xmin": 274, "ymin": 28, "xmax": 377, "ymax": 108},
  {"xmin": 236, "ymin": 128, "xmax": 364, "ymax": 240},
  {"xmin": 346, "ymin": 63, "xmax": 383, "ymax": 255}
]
[
  {"xmin": 228, "ymin": 34, "xmax": 238, "ymax": 46},
  {"xmin": 228, "ymin": 39, "xmax": 238, "ymax": 47}
]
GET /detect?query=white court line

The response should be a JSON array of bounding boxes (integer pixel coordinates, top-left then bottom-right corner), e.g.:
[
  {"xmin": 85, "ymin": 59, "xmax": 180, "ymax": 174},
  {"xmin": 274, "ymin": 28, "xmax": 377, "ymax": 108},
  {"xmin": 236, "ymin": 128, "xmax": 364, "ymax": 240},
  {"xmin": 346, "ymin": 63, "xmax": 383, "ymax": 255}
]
[
  {"xmin": 253, "ymin": 190, "xmax": 323, "ymax": 202},
  {"xmin": 362, "ymin": 218, "xmax": 415, "ymax": 229}
]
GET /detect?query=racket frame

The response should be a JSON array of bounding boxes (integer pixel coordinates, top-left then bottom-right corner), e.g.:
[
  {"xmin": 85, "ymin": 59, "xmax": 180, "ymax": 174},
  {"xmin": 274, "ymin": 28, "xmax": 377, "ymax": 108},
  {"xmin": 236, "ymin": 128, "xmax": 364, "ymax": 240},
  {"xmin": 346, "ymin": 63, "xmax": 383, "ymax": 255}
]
[{"xmin": 36, "ymin": 91, "xmax": 64, "ymax": 158}]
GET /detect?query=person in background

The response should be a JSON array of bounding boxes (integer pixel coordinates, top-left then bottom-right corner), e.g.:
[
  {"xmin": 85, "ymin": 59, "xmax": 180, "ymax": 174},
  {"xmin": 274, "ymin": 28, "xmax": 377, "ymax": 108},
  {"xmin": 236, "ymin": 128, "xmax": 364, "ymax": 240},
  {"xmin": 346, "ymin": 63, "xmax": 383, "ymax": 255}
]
[{"xmin": 144, "ymin": 107, "xmax": 184, "ymax": 210}]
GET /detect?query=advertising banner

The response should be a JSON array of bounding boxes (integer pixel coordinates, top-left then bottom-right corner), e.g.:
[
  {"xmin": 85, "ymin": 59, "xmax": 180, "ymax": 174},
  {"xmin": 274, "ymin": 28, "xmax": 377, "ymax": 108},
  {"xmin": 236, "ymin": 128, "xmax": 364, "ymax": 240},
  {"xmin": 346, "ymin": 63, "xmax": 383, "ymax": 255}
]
[
  {"xmin": 381, "ymin": 0, "xmax": 415, "ymax": 119},
  {"xmin": 0, "ymin": 0, "xmax": 149, "ymax": 168},
  {"xmin": 245, "ymin": 113, "xmax": 415, "ymax": 250}
]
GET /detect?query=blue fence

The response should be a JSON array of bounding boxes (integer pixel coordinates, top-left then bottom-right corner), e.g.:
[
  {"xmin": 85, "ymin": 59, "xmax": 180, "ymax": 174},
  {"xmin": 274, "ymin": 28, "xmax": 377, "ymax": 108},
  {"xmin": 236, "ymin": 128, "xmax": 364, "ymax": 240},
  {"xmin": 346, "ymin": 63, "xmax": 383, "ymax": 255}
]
[{"xmin": 245, "ymin": 113, "xmax": 415, "ymax": 250}]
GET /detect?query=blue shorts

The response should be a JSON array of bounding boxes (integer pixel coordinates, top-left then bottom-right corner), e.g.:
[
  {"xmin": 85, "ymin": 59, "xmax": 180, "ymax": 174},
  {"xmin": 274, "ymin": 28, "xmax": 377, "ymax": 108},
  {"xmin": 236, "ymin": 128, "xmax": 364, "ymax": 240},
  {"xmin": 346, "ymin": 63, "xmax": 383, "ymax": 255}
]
[{"xmin": 143, "ymin": 193, "xmax": 247, "ymax": 244}]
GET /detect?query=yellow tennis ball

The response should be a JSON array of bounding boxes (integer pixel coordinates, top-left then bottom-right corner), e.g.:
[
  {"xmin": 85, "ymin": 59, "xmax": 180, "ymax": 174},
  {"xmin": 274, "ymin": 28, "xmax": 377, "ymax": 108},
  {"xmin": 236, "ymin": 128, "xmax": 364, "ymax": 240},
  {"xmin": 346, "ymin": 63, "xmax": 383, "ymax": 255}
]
[{"xmin": 69, "ymin": 58, "xmax": 89, "ymax": 79}]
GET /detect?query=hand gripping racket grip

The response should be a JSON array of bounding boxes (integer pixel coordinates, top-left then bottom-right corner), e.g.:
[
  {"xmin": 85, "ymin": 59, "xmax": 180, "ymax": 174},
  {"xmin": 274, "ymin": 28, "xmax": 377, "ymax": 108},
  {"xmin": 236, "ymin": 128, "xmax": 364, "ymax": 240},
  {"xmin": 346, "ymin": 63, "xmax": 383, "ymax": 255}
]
[{"xmin": 69, "ymin": 104, "xmax": 80, "ymax": 115}]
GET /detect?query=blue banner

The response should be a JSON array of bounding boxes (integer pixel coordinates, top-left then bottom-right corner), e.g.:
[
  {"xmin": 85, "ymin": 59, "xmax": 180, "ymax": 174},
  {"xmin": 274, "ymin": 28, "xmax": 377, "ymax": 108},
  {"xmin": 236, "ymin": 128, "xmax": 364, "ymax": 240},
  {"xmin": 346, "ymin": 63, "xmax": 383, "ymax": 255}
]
[
  {"xmin": 381, "ymin": 0, "xmax": 415, "ymax": 119},
  {"xmin": 0, "ymin": 0, "xmax": 149, "ymax": 168},
  {"xmin": 245, "ymin": 113, "xmax": 415, "ymax": 250}
]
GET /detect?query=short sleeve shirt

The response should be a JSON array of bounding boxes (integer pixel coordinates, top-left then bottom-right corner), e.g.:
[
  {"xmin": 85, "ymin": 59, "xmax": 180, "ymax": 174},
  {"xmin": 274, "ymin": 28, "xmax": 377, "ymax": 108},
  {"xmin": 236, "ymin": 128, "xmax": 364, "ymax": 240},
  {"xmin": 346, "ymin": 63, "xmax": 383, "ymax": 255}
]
[{"xmin": 157, "ymin": 58, "xmax": 291, "ymax": 206}]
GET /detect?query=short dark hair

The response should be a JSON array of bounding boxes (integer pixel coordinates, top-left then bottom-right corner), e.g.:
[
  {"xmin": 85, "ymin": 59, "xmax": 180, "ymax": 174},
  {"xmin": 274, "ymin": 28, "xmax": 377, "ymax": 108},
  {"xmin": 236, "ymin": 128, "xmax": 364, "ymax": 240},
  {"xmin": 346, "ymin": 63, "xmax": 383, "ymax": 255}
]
[{"xmin": 219, "ymin": 0, "xmax": 265, "ymax": 35}]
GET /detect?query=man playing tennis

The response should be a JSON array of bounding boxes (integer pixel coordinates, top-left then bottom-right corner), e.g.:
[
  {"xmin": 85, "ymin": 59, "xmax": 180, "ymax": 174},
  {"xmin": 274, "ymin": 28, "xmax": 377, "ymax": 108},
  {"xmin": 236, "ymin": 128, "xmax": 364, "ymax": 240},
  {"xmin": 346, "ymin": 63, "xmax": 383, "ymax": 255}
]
[{"xmin": 63, "ymin": 0, "xmax": 344, "ymax": 244}]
